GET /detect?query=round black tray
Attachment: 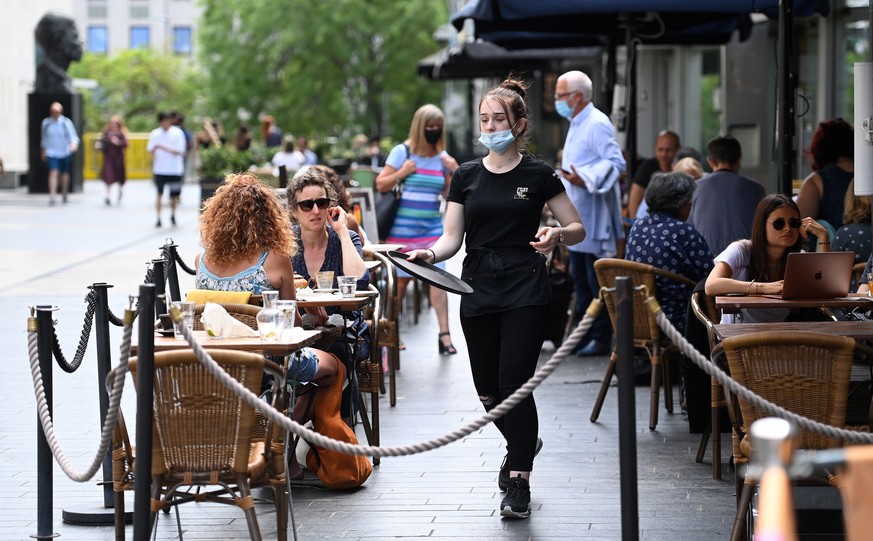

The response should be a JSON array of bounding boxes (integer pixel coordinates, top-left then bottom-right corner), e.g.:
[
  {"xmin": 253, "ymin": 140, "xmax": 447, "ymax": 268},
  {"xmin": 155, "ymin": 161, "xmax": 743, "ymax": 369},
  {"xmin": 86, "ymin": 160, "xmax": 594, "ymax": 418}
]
[{"xmin": 385, "ymin": 251, "xmax": 473, "ymax": 295}]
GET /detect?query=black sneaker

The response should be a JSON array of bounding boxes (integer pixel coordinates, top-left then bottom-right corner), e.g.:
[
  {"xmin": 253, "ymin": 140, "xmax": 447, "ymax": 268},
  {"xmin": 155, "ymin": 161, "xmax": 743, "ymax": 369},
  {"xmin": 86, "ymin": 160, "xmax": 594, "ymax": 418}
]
[
  {"xmin": 500, "ymin": 475, "xmax": 531, "ymax": 519},
  {"xmin": 170, "ymin": 215, "xmax": 176, "ymax": 226},
  {"xmin": 498, "ymin": 437, "xmax": 543, "ymax": 491}
]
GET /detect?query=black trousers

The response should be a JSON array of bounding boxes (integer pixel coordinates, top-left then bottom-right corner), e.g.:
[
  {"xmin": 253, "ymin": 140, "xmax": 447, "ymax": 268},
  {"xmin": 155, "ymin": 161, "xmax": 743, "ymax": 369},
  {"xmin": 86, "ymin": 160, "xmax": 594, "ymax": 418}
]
[{"xmin": 460, "ymin": 304, "xmax": 549, "ymax": 472}]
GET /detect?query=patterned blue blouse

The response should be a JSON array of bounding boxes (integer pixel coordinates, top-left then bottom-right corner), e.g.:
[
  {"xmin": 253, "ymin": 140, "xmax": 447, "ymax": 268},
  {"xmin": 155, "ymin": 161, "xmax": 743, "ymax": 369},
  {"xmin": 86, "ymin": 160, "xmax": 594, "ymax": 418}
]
[
  {"xmin": 625, "ymin": 212, "xmax": 715, "ymax": 335},
  {"xmin": 195, "ymin": 251, "xmax": 274, "ymax": 293}
]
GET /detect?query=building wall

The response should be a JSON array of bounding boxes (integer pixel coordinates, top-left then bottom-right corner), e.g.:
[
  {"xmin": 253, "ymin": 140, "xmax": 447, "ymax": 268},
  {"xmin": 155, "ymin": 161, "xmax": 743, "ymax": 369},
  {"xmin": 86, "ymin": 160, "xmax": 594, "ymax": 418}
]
[
  {"xmin": 0, "ymin": 0, "xmax": 73, "ymax": 180},
  {"xmin": 71, "ymin": 0, "xmax": 200, "ymax": 56}
]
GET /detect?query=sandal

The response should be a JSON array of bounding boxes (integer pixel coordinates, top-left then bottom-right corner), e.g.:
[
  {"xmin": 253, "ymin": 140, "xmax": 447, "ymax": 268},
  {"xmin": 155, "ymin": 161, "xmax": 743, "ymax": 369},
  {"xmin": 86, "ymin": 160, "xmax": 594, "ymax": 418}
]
[{"xmin": 438, "ymin": 332, "xmax": 457, "ymax": 356}]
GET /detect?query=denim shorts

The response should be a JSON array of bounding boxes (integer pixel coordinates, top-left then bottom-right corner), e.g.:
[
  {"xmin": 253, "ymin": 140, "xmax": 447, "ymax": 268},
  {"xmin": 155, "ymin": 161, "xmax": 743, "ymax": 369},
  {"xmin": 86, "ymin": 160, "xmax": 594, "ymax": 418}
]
[
  {"xmin": 47, "ymin": 155, "xmax": 71, "ymax": 173},
  {"xmin": 287, "ymin": 347, "xmax": 319, "ymax": 383}
]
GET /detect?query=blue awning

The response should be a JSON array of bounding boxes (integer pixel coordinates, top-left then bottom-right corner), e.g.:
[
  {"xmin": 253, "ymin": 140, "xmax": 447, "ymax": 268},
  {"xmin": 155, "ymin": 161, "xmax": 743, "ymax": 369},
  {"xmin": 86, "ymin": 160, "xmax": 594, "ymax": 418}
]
[{"xmin": 451, "ymin": 0, "xmax": 829, "ymax": 47}]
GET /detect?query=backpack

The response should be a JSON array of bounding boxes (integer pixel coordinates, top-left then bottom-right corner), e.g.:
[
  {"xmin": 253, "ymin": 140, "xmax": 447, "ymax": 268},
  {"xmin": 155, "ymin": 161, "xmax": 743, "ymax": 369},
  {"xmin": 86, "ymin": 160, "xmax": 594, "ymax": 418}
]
[{"xmin": 305, "ymin": 363, "xmax": 372, "ymax": 490}]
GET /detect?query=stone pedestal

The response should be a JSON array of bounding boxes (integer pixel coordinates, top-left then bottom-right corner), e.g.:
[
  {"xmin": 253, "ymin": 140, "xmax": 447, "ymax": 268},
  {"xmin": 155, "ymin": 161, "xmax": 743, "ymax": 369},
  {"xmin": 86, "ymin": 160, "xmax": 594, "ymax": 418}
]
[{"xmin": 28, "ymin": 93, "xmax": 84, "ymax": 194}]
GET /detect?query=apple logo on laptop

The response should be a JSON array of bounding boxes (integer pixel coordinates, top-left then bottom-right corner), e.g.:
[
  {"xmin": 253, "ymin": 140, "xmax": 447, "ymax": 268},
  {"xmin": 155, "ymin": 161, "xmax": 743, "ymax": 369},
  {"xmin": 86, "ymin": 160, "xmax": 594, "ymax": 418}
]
[{"xmin": 814, "ymin": 270, "xmax": 823, "ymax": 280}]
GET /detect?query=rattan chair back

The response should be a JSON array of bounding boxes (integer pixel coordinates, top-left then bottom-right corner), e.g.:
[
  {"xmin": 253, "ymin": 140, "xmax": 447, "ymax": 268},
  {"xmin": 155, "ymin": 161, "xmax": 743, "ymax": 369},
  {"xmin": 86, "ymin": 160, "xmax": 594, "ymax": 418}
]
[
  {"xmin": 122, "ymin": 349, "xmax": 287, "ymax": 540},
  {"xmin": 721, "ymin": 330, "xmax": 854, "ymax": 450},
  {"xmin": 590, "ymin": 258, "xmax": 696, "ymax": 430},
  {"xmin": 192, "ymin": 302, "xmax": 261, "ymax": 332}
]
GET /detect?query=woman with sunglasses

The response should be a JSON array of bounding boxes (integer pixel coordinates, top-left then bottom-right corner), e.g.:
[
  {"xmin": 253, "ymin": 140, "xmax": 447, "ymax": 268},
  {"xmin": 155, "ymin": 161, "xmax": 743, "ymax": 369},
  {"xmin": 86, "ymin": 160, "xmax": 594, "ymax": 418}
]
[
  {"xmin": 705, "ymin": 193, "xmax": 831, "ymax": 323},
  {"xmin": 286, "ymin": 167, "xmax": 369, "ymax": 323}
]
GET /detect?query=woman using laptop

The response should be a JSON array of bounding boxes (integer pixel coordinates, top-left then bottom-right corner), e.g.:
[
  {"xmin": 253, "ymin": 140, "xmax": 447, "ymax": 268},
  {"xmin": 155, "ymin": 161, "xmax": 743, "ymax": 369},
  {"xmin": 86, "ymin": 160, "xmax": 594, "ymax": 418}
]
[{"xmin": 705, "ymin": 193, "xmax": 831, "ymax": 323}]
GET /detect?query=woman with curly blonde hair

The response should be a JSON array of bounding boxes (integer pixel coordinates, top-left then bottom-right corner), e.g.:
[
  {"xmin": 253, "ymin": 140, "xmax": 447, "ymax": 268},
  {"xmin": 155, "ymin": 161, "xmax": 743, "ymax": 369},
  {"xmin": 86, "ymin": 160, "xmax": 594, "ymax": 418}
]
[
  {"xmin": 195, "ymin": 172, "xmax": 299, "ymax": 298},
  {"xmin": 194, "ymin": 173, "xmax": 339, "ymax": 479}
]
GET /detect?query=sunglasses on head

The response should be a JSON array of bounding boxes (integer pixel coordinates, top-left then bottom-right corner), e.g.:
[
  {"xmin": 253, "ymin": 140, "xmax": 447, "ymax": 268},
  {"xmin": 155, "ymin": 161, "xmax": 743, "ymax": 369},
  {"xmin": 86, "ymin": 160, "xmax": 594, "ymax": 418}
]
[
  {"xmin": 767, "ymin": 216, "xmax": 802, "ymax": 230},
  {"xmin": 296, "ymin": 198, "xmax": 331, "ymax": 211}
]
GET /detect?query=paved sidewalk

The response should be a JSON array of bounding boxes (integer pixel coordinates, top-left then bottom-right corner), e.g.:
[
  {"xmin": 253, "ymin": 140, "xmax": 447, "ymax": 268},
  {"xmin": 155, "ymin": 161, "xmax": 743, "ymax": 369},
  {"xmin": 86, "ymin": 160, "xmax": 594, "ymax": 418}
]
[{"xmin": 0, "ymin": 180, "xmax": 736, "ymax": 540}]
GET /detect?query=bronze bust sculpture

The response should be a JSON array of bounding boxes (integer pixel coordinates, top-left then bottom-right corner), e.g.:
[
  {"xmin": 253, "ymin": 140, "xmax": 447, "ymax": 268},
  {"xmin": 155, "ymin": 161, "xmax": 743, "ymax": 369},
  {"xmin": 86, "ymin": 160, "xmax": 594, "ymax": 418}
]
[{"xmin": 34, "ymin": 14, "xmax": 83, "ymax": 94}]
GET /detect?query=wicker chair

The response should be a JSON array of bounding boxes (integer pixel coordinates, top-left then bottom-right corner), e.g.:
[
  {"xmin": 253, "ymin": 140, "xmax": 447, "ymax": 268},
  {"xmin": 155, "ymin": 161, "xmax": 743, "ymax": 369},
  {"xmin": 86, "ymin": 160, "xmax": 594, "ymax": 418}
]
[
  {"xmin": 590, "ymin": 258, "xmax": 697, "ymax": 431},
  {"xmin": 689, "ymin": 289, "xmax": 728, "ymax": 480},
  {"xmin": 718, "ymin": 331, "xmax": 855, "ymax": 541},
  {"xmin": 115, "ymin": 350, "xmax": 288, "ymax": 541},
  {"xmin": 192, "ymin": 302, "xmax": 262, "ymax": 331}
]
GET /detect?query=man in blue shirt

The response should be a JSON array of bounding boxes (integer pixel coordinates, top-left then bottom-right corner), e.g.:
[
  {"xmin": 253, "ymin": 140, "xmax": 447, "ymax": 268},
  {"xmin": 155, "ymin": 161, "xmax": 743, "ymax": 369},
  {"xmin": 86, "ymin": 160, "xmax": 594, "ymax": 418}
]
[
  {"xmin": 555, "ymin": 70, "xmax": 626, "ymax": 356},
  {"xmin": 40, "ymin": 102, "xmax": 80, "ymax": 205}
]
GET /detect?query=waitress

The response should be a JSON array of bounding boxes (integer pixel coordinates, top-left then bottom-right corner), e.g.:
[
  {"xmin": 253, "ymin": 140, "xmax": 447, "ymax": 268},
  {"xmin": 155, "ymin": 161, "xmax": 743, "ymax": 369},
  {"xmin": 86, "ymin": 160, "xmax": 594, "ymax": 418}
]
[{"xmin": 406, "ymin": 77, "xmax": 585, "ymax": 519}]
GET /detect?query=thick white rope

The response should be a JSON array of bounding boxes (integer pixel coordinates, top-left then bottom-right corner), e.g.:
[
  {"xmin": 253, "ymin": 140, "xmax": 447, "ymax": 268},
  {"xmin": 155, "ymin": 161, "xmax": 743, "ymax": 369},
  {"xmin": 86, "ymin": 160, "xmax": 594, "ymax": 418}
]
[
  {"xmin": 176, "ymin": 303, "xmax": 596, "ymax": 457},
  {"xmin": 28, "ymin": 316, "xmax": 132, "ymax": 482}
]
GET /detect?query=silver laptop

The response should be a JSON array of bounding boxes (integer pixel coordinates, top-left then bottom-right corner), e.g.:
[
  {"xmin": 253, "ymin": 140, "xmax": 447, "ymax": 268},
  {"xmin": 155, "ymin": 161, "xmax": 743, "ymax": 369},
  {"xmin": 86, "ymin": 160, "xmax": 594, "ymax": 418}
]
[{"xmin": 780, "ymin": 251, "xmax": 854, "ymax": 300}]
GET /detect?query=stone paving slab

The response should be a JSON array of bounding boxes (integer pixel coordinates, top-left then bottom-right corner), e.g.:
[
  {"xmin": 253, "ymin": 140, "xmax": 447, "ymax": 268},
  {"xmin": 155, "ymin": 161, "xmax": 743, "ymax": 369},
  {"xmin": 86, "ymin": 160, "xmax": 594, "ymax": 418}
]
[{"xmin": 0, "ymin": 180, "xmax": 739, "ymax": 540}]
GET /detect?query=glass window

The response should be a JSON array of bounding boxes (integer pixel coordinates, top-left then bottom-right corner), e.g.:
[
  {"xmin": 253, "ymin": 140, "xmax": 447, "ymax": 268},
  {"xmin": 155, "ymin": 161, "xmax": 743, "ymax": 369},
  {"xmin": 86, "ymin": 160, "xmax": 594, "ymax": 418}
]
[
  {"xmin": 87, "ymin": 26, "xmax": 108, "ymax": 54},
  {"xmin": 130, "ymin": 26, "xmax": 150, "ymax": 49},
  {"xmin": 173, "ymin": 26, "xmax": 192, "ymax": 55}
]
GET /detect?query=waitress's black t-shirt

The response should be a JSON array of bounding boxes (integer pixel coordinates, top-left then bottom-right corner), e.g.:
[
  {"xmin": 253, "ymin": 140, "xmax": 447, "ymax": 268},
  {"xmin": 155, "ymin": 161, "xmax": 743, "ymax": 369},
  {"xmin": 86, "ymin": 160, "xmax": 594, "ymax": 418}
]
[{"xmin": 447, "ymin": 155, "xmax": 566, "ymax": 316}]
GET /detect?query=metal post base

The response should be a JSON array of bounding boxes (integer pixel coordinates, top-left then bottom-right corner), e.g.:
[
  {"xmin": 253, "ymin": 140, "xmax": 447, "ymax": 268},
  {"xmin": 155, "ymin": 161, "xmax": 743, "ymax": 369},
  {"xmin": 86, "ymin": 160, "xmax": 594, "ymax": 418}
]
[{"xmin": 62, "ymin": 504, "xmax": 132, "ymax": 526}]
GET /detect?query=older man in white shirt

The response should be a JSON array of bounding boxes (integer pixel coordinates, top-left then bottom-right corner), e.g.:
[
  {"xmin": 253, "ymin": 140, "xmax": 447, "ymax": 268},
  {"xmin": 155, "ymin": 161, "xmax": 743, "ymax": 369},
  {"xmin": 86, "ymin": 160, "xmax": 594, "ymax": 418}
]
[{"xmin": 555, "ymin": 70, "xmax": 626, "ymax": 356}]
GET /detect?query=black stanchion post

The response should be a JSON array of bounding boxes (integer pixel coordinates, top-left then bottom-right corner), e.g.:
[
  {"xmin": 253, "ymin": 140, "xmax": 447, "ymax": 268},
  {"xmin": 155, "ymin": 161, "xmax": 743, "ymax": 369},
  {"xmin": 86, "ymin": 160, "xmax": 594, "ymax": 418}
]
[
  {"xmin": 62, "ymin": 283, "xmax": 125, "ymax": 525},
  {"xmin": 151, "ymin": 258, "xmax": 167, "ymax": 319},
  {"xmin": 34, "ymin": 305, "xmax": 58, "ymax": 539},
  {"xmin": 163, "ymin": 240, "xmax": 182, "ymax": 303},
  {"xmin": 615, "ymin": 276, "xmax": 639, "ymax": 541},
  {"xmin": 133, "ymin": 284, "xmax": 155, "ymax": 541}
]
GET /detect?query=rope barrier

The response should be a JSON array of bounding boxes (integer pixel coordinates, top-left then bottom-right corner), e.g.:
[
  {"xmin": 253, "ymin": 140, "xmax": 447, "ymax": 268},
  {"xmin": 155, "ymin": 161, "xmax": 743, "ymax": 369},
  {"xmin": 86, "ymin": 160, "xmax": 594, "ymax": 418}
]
[
  {"xmin": 33, "ymin": 284, "xmax": 873, "ymax": 491},
  {"xmin": 29, "ymin": 309, "xmax": 135, "ymax": 482},
  {"xmin": 170, "ymin": 300, "xmax": 598, "ymax": 458},
  {"xmin": 650, "ymin": 299, "xmax": 873, "ymax": 444},
  {"xmin": 51, "ymin": 289, "xmax": 99, "ymax": 373},
  {"xmin": 106, "ymin": 308, "xmax": 125, "ymax": 327},
  {"xmin": 164, "ymin": 245, "xmax": 196, "ymax": 276}
]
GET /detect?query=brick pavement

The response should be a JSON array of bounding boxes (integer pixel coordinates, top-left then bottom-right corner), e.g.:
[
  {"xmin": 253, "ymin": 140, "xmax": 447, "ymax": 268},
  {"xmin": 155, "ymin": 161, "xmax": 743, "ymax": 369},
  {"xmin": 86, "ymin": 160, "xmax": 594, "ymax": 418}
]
[{"xmin": 0, "ymin": 180, "xmax": 738, "ymax": 540}]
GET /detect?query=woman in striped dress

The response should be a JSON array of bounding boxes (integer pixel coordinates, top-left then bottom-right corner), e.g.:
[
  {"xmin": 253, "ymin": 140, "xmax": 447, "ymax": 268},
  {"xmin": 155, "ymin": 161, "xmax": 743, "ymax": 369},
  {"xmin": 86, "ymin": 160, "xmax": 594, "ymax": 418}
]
[{"xmin": 376, "ymin": 104, "xmax": 460, "ymax": 355}]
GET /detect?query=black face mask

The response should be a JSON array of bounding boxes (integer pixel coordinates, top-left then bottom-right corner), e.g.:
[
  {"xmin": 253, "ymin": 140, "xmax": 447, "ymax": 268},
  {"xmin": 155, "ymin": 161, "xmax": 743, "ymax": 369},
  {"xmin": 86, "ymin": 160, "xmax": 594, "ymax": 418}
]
[{"xmin": 424, "ymin": 128, "xmax": 442, "ymax": 144}]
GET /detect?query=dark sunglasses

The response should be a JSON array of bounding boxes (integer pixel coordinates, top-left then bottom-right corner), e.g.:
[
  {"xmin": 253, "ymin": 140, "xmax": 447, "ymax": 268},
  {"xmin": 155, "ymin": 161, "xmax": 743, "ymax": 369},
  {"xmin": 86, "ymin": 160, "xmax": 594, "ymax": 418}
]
[
  {"xmin": 767, "ymin": 216, "xmax": 802, "ymax": 230},
  {"xmin": 296, "ymin": 198, "xmax": 331, "ymax": 211}
]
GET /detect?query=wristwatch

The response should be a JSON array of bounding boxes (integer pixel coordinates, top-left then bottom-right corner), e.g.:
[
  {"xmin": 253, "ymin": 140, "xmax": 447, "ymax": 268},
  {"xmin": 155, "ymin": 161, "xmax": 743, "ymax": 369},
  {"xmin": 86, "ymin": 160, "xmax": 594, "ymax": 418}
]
[{"xmin": 557, "ymin": 227, "xmax": 564, "ymax": 245}]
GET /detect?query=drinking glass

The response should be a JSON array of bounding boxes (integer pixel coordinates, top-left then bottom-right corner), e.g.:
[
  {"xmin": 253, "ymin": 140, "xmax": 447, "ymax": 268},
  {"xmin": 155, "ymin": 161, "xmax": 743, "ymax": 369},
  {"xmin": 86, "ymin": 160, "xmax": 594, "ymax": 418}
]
[
  {"xmin": 171, "ymin": 301, "xmax": 195, "ymax": 339},
  {"xmin": 261, "ymin": 290, "xmax": 279, "ymax": 309},
  {"xmin": 274, "ymin": 299, "xmax": 298, "ymax": 339},
  {"xmin": 315, "ymin": 271, "xmax": 335, "ymax": 290},
  {"xmin": 337, "ymin": 275, "xmax": 357, "ymax": 298}
]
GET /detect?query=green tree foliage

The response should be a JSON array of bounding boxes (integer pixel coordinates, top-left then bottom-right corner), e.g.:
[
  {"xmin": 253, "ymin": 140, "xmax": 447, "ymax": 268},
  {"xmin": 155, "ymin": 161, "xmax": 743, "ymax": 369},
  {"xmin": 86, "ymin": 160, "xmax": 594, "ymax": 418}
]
[
  {"xmin": 69, "ymin": 49, "xmax": 202, "ymax": 132},
  {"xmin": 197, "ymin": 0, "xmax": 447, "ymax": 145}
]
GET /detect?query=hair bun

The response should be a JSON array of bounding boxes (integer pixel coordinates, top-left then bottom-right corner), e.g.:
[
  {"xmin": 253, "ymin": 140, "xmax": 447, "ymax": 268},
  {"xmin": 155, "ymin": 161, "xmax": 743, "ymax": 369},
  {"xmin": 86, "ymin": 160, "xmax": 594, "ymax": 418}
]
[{"xmin": 500, "ymin": 78, "xmax": 528, "ymax": 100}]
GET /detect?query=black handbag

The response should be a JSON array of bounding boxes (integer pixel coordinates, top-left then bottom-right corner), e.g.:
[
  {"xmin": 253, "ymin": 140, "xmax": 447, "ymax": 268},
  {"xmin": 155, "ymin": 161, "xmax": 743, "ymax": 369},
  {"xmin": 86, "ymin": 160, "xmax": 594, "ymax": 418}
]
[
  {"xmin": 545, "ymin": 247, "xmax": 574, "ymax": 347},
  {"xmin": 375, "ymin": 144, "xmax": 409, "ymax": 241}
]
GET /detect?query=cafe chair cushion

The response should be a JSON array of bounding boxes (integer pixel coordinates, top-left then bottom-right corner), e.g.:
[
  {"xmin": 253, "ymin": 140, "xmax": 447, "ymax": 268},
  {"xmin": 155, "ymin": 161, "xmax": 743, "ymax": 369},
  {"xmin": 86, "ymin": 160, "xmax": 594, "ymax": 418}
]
[{"xmin": 186, "ymin": 289, "xmax": 253, "ymax": 305}]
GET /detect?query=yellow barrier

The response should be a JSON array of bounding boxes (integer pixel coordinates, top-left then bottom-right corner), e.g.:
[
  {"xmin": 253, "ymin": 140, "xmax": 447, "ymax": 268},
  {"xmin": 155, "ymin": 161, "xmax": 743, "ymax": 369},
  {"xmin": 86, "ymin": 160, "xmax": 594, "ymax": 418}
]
[{"xmin": 83, "ymin": 133, "xmax": 154, "ymax": 180}]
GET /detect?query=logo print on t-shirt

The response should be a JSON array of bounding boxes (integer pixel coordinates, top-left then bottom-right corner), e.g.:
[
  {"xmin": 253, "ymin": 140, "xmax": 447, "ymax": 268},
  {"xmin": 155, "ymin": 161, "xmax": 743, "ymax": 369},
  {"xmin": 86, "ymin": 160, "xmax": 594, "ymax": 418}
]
[{"xmin": 515, "ymin": 187, "xmax": 529, "ymax": 200}]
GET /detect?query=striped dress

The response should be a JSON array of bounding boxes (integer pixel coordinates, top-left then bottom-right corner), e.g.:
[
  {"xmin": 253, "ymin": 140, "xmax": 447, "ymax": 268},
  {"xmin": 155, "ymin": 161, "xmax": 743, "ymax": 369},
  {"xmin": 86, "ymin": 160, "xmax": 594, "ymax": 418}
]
[{"xmin": 385, "ymin": 145, "xmax": 449, "ymax": 250}]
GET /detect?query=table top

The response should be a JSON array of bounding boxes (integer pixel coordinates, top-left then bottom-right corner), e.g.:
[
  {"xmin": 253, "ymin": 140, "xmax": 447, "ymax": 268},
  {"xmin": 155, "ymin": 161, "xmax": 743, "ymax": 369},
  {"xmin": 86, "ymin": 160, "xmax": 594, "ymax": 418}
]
[
  {"xmin": 133, "ymin": 328, "xmax": 324, "ymax": 355},
  {"xmin": 714, "ymin": 321, "xmax": 873, "ymax": 341},
  {"xmin": 715, "ymin": 294, "xmax": 873, "ymax": 313}
]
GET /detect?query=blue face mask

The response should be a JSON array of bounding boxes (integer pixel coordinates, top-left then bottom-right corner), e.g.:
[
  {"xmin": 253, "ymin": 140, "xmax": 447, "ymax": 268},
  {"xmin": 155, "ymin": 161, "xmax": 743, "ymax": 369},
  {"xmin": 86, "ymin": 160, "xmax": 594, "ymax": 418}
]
[
  {"xmin": 555, "ymin": 100, "xmax": 574, "ymax": 120},
  {"xmin": 478, "ymin": 125, "xmax": 517, "ymax": 154}
]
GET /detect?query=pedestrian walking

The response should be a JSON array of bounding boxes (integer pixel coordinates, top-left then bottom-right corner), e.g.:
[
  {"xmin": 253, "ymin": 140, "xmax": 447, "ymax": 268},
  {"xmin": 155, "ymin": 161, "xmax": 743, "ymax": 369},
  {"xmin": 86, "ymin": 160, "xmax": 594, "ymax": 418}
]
[
  {"xmin": 146, "ymin": 111, "xmax": 187, "ymax": 227},
  {"xmin": 100, "ymin": 114, "xmax": 127, "ymax": 205},
  {"xmin": 40, "ymin": 101, "xmax": 79, "ymax": 205}
]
